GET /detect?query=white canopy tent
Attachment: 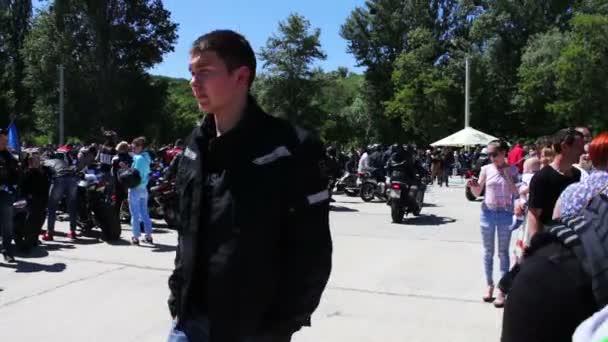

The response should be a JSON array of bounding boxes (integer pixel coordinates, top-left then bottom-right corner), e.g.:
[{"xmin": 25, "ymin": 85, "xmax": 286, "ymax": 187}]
[{"xmin": 430, "ymin": 126, "xmax": 499, "ymax": 147}]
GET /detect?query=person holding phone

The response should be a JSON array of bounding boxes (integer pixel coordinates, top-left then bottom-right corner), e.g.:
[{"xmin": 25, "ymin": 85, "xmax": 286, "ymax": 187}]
[{"xmin": 468, "ymin": 139, "xmax": 518, "ymax": 308}]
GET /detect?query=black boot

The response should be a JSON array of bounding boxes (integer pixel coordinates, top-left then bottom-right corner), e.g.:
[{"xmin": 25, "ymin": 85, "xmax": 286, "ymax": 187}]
[{"xmin": 3, "ymin": 252, "xmax": 16, "ymax": 263}]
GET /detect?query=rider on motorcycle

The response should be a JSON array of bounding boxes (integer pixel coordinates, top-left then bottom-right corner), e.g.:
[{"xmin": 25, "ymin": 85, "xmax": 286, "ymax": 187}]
[
  {"xmin": 367, "ymin": 144, "xmax": 386, "ymax": 183},
  {"xmin": 387, "ymin": 145, "xmax": 416, "ymax": 183},
  {"xmin": 387, "ymin": 144, "xmax": 426, "ymax": 209}
]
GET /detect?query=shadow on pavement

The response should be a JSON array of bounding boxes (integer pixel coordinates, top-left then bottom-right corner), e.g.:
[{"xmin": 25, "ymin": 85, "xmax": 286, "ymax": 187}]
[
  {"xmin": 400, "ymin": 214, "xmax": 457, "ymax": 226},
  {"xmin": 1, "ymin": 260, "xmax": 67, "ymax": 273},
  {"xmin": 106, "ymin": 238, "xmax": 131, "ymax": 246},
  {"xmin": 330, "ymin": 205, "xmax": 359, "ymax": 212},
  {"xmin": 16, "ymin": 246, "xmax": 51, "ymax": 258},
  {"xmin": 152, "ymin": 228, "xmax": 172, "ymax": 234},
  {"xmin": 423, "ymin": 203, "xmax": 440, "ymax": 208},
  {"xmin": 150, "ymin": 243, "xmax": 177, "ymax": 253}
]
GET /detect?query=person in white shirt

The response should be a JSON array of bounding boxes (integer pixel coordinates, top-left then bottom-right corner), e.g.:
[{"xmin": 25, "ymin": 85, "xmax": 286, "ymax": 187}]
[{"xmin": 358, "ymin": 149, "xmax": 369, "ymax": 173}]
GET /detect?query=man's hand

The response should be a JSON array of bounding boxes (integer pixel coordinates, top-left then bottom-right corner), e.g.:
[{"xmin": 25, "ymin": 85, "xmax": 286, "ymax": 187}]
[
  {"xmin": 467, "ymin": 178, "xmax": 479, "ymax": 188},
  {"xmin": 514, "ymin": 200, "xmax": 525, "ymax": 216}
]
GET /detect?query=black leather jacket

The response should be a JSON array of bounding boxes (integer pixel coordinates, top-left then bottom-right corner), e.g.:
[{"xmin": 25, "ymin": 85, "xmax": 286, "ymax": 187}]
[
  {"xmin": 168, "ymin": 98, "xmax": 332, "ymax": 341},
  {"xmin": 0, "ymin": 150, "xmax": 19, "ymax": 190}
]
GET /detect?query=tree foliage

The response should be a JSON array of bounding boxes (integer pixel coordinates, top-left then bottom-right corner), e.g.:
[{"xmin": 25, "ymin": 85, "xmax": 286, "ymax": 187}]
[
  {"xmin": 0, "ymin": 0, "xmax": 32, "ymax": 127},
  {"xmin": 256, "ymin": 13, "xmax": 327, "ymax": 130},
  {"xmin": 21, "ymin": 0, "xmax": 178, "ymax": 142}
]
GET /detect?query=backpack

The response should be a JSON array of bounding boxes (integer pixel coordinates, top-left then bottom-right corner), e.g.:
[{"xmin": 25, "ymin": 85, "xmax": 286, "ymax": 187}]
[
  {"xmin": 118, "ymin": 168, "xmax": 141, "ymax": 189},
  {"xmin": 547, "ymin": 183, "xmax": 608, "ymax": 307},
  {"xmin": 500, "ymin": 183, "xmax": 608, "ymax": 307}
]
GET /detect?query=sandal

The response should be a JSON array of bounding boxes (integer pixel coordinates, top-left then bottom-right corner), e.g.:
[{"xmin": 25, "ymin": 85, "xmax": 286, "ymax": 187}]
[
  {"xmin": 483, "ymin": 286, "xmax": 494, "ymax": 303},
  {"xmin": 493, "ymin": 291, "xmax": 506, "ymax": 308}
]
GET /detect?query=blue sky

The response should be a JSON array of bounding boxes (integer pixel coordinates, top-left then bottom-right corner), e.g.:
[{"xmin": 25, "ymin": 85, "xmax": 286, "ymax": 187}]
[{"xmin": 148, "ymin": 0, "xmax": 366, "ymax": 79}]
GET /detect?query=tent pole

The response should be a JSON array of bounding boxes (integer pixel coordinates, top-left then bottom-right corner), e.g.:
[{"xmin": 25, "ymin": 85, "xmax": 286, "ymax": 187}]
[{"xmin": 465, "ymin": 57, "xmax": 470, "ymax": 129}]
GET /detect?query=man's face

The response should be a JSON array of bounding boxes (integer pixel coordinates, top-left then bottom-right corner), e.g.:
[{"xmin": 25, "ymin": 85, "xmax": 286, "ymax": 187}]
[
  {"xmin": 576, "ymin": 127, "xmax": 592, "ymax": 144},
  {"xmin": 189, "ymin": 51, "xmax": 249, "ymax": 114},
  {"xmin": 0, "ymin": 134, "xmax": 8, "ymax": 151},
  {"xmin": 564, "ymin": 134, "xmax": 586, "ymax": 161}
]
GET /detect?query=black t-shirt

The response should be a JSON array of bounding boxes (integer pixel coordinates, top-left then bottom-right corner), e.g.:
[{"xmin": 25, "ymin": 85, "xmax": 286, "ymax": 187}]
[
  {"xmin": 501, "ymin": 240, "xmax": 596, "ymax": 342},
  {"xmin": 528, "ymin": 165, "xmax": 581, "ymax": 225}
]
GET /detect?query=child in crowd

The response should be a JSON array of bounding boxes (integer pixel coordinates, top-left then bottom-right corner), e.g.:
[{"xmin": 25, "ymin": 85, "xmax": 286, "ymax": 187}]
[{"xmin": 510, "ymin": 157, "xmax": 541, "ymax": 231}]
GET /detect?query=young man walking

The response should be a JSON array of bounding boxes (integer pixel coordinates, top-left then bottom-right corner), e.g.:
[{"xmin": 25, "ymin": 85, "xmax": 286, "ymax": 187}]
[{"xmin": 167, "ymin": 30, "xmax": 333, "ymax": 342}]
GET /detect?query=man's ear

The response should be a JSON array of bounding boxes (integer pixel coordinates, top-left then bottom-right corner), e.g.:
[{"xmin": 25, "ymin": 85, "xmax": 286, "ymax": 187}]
[{"xmin": 235, "ymin": 66, "xmax": 252, "ymax": 87}]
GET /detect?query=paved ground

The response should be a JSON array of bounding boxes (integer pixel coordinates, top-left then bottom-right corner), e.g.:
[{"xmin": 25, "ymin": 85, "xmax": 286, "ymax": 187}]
[{"xmin": 0, "ymin": 178, "xmax": 504, "ymax": 341}]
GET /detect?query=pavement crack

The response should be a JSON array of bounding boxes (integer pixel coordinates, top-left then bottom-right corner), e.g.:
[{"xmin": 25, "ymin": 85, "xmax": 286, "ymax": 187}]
[
  {"xmin": 0, "ymin": 266, "xmax": 127, "ymax": 309},
  {"xmin": 328, "ymin": 285, "xmax": 483, "ymax": 304}
]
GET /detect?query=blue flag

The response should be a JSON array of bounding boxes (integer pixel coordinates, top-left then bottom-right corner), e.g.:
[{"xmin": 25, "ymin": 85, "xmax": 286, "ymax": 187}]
[{"xmin": 8, "ymin": 121, "xmax": 20, "ymax": 154}]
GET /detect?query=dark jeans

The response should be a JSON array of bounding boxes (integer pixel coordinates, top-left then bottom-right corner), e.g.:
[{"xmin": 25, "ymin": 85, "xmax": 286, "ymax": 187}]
[
  {"xmin": 167, "ymin": 317, "xmax": 292, "ymax": 342},
  {"xmin": 47, "ymin": 176, "xmax": 78, "ymax": 233},
  {"xmin": 0, "ymin": 191, "xmax": 15, "ymax": 255}
]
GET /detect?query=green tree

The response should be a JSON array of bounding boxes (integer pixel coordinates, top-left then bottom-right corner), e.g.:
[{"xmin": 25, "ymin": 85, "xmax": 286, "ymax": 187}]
[
  {"xmin": 386, "ymin": 28, "xmax": 461, "ymax": 143},
  {"xmin": 257, "ymin": 13, "xmax": 327, "ymax": 130},
  {"xmin": 341, "ymin": 0, "xmax": 477, "ymax": 143},
  {"xmin": 22, "ymin": 0, "xmax": 178, "ymax": 142},
  {"xmin": 0, "ymin": 0, "xmax": 32, "ymax": 127},
  {"xmin": 517, "ymin": 13, "xmax": 608, "ymax": 131}
]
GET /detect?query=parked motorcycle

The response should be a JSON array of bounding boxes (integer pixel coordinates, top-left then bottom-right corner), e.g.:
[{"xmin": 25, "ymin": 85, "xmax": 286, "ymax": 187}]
[
  {"xmin": 388, "ymin": 180, "xmax": 425, "ymax": 223},
  {"xmin": 149, "ymin": 177, "xmax": 178, "ymax": 228},
  {"xmin": 77, "ymin": 172, "xmax": 122, "ymax": 241},
  {"xmin": 358, "ymin": 172, "xmax": 389, "ymax": 202}
]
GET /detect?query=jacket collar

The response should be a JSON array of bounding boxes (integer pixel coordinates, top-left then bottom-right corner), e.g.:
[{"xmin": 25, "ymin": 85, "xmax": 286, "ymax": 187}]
[{"xmin": 196, "ymin": 96, "xmax": 266, "ymax": 169}]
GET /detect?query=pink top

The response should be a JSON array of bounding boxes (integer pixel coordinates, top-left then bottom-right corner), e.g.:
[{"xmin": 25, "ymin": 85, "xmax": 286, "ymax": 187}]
[{"xmin": 480, "ymin": 164, "xmax": 518, "ymax": 211}]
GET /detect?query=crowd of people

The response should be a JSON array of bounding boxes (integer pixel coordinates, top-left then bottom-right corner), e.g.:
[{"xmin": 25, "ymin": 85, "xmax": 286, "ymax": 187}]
[
  {"xmin": 4, "ymin": 27, "xmax": 608, "ymax": 342},
  {"xmin": 0, "ymin": 129, "xmax": 186, "ymax": 263},
  {"xmin": 459, "ymin": 126, "xmax": 608, "ymax": 342}
]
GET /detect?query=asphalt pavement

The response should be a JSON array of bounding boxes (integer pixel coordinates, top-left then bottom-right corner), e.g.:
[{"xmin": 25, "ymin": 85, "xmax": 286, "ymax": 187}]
[{"xmin": 0, "ymin": 178, "xmax": 503, "ymax": 341}]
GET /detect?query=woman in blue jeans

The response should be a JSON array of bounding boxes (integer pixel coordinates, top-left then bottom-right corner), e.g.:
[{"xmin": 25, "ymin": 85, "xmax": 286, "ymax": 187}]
[
  {"xmin": 129, "ymin": 137, "xmax": 153, "ymax": 245},
  {"xmin": 468, "ymin": 139, "xmax": 518, "ymax": 308}
]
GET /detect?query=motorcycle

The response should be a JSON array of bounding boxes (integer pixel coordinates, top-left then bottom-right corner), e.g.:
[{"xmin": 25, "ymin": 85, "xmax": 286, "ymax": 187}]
[
  {"xmin": 333, "ymin": 172, "xmax": 360, "ymax": 197},
  {"xmin": 358, "ymin": 172, "xmax": 389, "ymax": 202},
  {"xmin": 388, "ymin": 179, "xmax": 425, "ymax": 223},
  {"xmin": 77, "ymin": 172, "xmax": 122, "ymax": 241},
  {"xmin": 149, "ymin": 177, "xmax": 178, "ymax": 228},
  {"xmin": 12, "ymin": 198, "xmax": 32, "ymax": 251}
]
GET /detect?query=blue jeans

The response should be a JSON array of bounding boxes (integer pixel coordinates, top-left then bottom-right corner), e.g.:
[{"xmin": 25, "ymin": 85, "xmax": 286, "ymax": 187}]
[
  {"xmin": 47, "ymin": 176, "xmax": 78, "ymax": 233},
  {"xmin": 480, "ymin": 206, "xmax": 513, "ymax": 287},
  {"xmin": 167, "ymin": 317, "xmax": 292, "ymax": 342},
  {"xmin": 0, "ymin": 191, "xmax": 15, "ymax": 254},
  {"xmin": 128, "ymin": 186, "xmax": 152, "ymax": 238}
]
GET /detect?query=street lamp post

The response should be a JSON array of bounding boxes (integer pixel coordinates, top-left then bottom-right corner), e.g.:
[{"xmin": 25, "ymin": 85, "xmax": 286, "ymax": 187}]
[{"xmin": 58, "ymin": 64, "xmax": 65, "ymax": 145}]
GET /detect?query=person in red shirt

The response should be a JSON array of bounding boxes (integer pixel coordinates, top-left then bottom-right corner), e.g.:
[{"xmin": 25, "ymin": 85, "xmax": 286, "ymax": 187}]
[
  {"xmin": 508, "ymin": 140, "xmax": 525, "ymax": 173},
  {"xmin": 164, "ymin": 139, "xmax": 184, "ymax": 166}
]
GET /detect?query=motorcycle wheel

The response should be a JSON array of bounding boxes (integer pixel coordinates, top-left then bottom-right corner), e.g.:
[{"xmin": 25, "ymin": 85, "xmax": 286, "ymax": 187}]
[
  {"xmin": 13, "ymin": 212, "xmax": 27, "ymax": 250},
  {"xmin": 360, "ymin": 183, "xmax": 375, "ymax": 202},
  {"xmin": 391, "ymin": 202, "xmax": 405, "ymax": 223},
  {"xmin": 465, "ymin": 186, "xmax": 477, "ymax": 201},
  {"xmin": 119, "ymin": 200, "xmax": 131, "ymax": 223},
  {"xmin": 162, "ymin": 203, "xmax": 178, "ymax": 229},
  {"xmin": 93, "ymin": 202, "xmax": 122, "ymax": 242}
]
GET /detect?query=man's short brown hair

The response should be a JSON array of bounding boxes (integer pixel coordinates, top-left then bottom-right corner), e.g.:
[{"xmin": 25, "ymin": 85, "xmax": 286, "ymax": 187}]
[{"xmin": 191, "ymin": 30, "xmax": 257, "ymax": 87}]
